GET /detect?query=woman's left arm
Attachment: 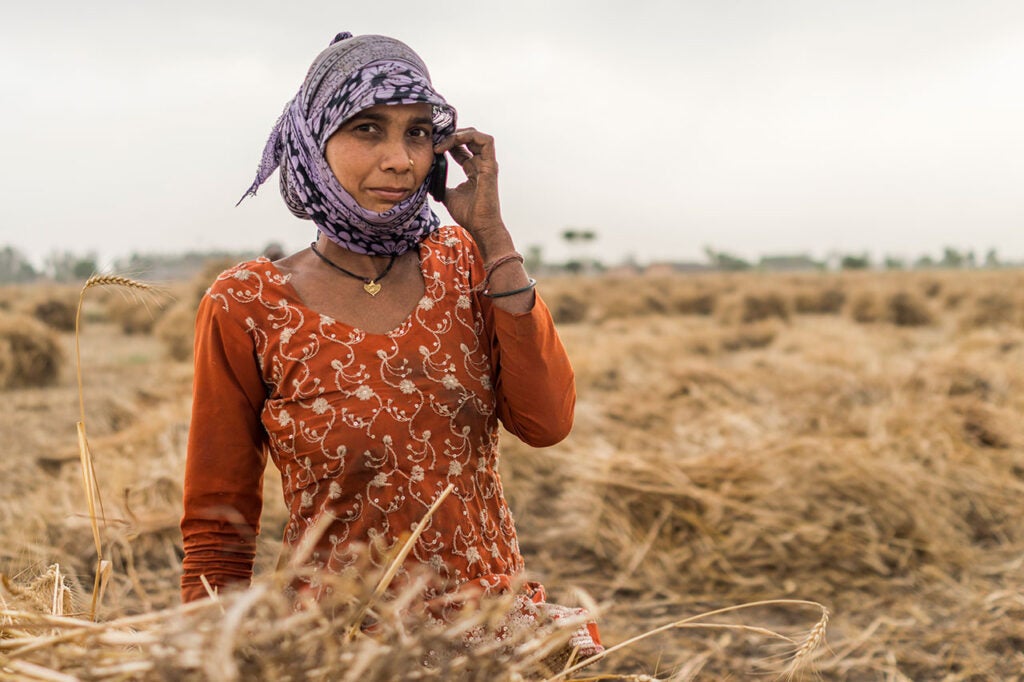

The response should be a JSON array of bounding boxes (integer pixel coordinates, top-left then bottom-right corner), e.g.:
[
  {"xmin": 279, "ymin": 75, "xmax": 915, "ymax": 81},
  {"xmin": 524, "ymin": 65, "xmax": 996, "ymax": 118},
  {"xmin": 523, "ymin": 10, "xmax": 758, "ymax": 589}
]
[
  {"xmin": 437, "ymin": 128, "xmax": 575, "ymax": 446},
  {"xmin": 484, "ymin": 296, "xmax": 576, "ymax": 447}
]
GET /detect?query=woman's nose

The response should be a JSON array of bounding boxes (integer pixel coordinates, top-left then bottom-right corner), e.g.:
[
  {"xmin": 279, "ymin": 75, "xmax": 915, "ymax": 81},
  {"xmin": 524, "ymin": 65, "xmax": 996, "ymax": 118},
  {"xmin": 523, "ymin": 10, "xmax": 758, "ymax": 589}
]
[{"xmin": 379, "ymin": 138, "xmax": 413, "ymax": 172}]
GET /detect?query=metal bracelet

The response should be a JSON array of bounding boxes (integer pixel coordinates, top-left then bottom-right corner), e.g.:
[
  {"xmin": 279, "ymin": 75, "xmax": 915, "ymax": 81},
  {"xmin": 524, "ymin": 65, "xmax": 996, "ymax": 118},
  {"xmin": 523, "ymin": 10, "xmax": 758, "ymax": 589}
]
[{"xmin": 483, "ymin": 277, "xmax": 537, "ymax": 299}]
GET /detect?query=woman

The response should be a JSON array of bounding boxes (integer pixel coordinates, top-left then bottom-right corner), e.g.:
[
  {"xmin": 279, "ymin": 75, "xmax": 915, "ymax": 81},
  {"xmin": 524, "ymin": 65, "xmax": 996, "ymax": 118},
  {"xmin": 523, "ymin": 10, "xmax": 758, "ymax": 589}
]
[{"xmin": 179, "ymin": 32, "xmax": 601, "ymax": 657}]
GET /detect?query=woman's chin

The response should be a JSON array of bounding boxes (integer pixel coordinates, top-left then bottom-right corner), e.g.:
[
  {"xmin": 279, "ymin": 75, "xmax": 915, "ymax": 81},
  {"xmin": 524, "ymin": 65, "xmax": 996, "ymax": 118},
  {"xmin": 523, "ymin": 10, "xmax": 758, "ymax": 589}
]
[{"xmin": 357, "ymin": 198, "xmax": 403, "ymax": 213}]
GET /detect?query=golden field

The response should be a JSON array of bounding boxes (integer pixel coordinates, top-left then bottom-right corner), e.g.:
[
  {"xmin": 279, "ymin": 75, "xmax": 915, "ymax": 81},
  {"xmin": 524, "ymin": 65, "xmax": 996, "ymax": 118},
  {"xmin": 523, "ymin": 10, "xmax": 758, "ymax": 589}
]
[{"xmin": 1, "ymin": 267, "xmax": 1022, "ymax": 680}]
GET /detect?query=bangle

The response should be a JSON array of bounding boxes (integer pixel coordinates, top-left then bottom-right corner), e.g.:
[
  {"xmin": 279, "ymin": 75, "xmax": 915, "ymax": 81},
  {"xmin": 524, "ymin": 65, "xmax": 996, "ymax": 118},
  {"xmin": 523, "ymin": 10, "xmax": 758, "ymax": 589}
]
[
  {"xmin": 483, "ymin": 277, "xmax": 537, "ymax": 299},
  {"xmin": 484, "ymin": 252, "xmax": 524, "ymax": 274}
]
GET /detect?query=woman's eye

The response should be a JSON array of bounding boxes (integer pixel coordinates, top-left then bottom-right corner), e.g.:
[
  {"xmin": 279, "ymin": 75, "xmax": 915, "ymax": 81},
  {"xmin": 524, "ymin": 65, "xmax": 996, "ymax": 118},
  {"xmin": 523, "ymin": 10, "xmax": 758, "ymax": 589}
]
[{"xmin": 409, "ymin": 127, "xmax": 432, "ymax": 138}]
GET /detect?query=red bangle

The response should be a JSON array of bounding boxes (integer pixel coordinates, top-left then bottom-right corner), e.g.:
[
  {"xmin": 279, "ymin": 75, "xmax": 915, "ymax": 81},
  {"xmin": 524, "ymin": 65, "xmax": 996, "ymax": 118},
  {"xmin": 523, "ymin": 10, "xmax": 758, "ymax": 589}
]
[{"xmin": 484, "ymin": 252, "xmax": 524, "ymax": 275}]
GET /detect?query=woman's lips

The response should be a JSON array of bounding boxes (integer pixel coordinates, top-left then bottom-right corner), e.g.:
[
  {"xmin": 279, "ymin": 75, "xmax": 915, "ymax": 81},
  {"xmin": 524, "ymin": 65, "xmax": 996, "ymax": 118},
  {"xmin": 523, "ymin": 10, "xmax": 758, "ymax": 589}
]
[{"xmin": 367, "ymin": 187, "xmax": 410, "ymax": 202}]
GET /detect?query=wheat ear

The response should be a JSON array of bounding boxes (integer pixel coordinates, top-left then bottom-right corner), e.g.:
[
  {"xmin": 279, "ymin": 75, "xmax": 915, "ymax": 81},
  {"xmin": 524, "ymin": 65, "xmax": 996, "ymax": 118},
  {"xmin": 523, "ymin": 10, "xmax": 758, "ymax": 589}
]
[{"xmin": 782, "ymin": 606, "xmax": 830, "ymax": 680}]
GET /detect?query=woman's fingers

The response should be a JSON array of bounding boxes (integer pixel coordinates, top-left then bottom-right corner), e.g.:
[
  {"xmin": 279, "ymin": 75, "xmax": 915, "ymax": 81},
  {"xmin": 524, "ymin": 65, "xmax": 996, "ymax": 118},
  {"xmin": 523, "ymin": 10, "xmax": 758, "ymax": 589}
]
[
  {"xmin": 435, "ymin": 127, "xmax": 496, "ymax": 161},
  {"xmin": 447, "ymin": 145, "xmax": 473, "ymax": 165}
]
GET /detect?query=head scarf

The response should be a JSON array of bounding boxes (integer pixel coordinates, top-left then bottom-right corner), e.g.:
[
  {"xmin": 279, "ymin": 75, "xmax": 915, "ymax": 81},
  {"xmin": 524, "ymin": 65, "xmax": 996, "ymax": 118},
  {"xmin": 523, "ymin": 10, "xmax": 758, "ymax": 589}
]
[{"xmin": 239, "ymin": 32, "xmax": 457, "ymax": 256}]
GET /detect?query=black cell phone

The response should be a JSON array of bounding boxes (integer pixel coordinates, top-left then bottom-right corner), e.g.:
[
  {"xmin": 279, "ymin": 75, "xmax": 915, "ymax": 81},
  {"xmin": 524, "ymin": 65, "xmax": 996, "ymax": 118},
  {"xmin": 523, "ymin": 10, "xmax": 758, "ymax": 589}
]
[{"xmin": 429, "ymin": 153, "xmax": 447, "ymax": 202}]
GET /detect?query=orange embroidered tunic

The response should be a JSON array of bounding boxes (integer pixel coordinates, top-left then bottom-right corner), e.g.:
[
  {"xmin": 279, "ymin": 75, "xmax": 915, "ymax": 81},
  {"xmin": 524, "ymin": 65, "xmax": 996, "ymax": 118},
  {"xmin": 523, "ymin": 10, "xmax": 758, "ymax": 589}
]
[{"xmin": 180, "ymin": 226, "xmax": 575, "ymax": 605}]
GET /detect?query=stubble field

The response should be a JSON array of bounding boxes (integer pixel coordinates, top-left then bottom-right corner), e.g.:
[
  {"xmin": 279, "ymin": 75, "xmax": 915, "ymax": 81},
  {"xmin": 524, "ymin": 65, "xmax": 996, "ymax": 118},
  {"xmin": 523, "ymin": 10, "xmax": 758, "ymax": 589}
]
[{"xmin": 1, "ymin": 266, "xmax": 1022, "ymax": 680}]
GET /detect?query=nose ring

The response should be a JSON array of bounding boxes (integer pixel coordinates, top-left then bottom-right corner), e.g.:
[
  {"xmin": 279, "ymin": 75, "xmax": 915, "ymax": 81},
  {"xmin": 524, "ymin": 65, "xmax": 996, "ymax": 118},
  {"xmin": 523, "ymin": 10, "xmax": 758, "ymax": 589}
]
[{"xmin": 408, "ymin": 158, "xmax": 415, "ymax": 168}]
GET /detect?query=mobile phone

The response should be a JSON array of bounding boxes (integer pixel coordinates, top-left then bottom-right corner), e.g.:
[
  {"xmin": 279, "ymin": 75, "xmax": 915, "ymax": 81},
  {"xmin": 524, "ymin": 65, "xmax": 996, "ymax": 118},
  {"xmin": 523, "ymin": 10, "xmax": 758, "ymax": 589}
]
[{"xmin": 429, "ymin": 153, "xmax": 447, "ymax": 202}]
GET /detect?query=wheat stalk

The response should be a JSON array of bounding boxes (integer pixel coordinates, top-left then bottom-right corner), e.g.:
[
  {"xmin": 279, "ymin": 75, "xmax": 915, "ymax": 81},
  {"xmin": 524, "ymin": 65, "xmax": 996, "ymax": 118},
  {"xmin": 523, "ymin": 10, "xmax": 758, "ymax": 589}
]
[
  {"xmin": 74, "ymin": 273, "xmax": 158, "ymax": 621},
  {"xmin": 544, "ymin": 598, "xmax": 830, "ymax": 681},
  {"xmin": 345, "ymin": 483, "xmax": 455, "ymax": 640}
]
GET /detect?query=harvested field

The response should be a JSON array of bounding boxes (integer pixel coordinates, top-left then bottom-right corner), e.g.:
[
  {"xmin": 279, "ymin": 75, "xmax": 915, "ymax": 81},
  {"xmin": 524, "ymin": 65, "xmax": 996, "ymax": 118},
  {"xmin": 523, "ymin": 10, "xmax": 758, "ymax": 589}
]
[{"xmin": 1, "ymin": 268, "xmax": 1023, "ymax": 680}]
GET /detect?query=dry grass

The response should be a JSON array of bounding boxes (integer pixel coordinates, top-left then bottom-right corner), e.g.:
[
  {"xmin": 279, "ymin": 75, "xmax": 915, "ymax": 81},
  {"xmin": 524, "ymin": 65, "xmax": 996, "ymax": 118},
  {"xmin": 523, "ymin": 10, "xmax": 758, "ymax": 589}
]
[{"xmin": 2, "ymin": 268, "xmax": 1024, "ymax": 679}]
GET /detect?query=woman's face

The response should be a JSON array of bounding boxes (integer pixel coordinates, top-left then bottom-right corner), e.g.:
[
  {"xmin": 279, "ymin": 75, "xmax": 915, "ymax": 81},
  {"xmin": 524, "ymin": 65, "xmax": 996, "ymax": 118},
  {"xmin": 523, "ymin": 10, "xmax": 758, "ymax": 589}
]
[{"xmin": 325, "ymin": 102, "xmax": 435, "ymax": 212}]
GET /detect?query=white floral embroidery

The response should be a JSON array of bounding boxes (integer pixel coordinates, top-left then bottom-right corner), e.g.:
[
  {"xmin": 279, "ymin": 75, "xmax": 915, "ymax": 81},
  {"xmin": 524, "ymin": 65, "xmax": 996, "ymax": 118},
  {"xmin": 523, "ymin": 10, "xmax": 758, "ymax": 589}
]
[{"xmin": 216, "ymin": 228, "xmax": 524, "ymax": 590}]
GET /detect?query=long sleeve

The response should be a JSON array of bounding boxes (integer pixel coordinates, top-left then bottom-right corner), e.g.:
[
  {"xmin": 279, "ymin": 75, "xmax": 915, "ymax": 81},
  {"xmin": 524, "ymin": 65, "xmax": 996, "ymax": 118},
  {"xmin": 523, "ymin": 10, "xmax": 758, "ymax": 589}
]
[
  {"xmin": 485, "ymin": 292, "xmax": 576, "ymax": 447},
  {"xmin": 180, "ymin": 291, "xmax": 269, "ymax": 603}
]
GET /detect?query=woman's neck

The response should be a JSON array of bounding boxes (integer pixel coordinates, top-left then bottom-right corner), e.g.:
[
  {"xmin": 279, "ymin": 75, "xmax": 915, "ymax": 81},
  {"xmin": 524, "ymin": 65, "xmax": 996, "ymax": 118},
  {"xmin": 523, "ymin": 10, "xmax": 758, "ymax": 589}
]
[{"xmin": 314, "ymin": 236, "xmax": 394, "ymax": 277}]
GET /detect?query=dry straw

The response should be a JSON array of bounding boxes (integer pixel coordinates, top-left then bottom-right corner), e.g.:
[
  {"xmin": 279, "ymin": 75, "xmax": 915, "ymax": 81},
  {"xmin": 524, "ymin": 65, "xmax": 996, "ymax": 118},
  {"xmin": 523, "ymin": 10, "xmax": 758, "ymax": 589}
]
[
  {"xmin": 5, "ymin": 267, "xmax": 1021, "ymax": 678},
  {"xmin": 546, "ymin": 599, "xmax": 830, "ymax": 681}
]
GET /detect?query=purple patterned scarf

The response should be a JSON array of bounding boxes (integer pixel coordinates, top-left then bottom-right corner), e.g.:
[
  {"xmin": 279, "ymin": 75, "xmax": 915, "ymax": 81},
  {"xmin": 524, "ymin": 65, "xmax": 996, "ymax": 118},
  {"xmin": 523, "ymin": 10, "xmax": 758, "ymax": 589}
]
[{"xmin": 239, "ymin": 32, "xmax": 457, "ymax": 256}]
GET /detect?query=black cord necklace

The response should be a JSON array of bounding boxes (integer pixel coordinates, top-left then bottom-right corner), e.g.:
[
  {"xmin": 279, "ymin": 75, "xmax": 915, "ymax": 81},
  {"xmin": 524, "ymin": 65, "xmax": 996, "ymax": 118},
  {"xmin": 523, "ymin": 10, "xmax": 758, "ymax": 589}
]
[{"xmin": 309, "ymin": 241, "xmax": 398, "ymax": 297}]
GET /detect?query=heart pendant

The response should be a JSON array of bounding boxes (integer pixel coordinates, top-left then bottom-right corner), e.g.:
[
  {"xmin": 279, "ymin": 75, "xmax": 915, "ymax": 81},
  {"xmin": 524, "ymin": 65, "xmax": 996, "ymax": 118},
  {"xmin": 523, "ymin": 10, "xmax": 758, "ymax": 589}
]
[{"xmin": 363, "ymin": 281, "xmax": 382, "ymax": 296}]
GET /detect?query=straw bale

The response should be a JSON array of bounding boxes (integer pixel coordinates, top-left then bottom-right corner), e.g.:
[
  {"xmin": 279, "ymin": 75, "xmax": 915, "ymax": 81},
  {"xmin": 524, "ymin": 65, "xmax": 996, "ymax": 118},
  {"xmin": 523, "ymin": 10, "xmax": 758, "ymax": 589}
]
[
  {"xmin": 956, "ymin": 400, "xmax": 1014, "ymax": 449},
  {"xmin": 958, "ymin": 292, "xmax": 1019, "ymax": 330},
  {"xmin": 0, "ymin": 312, "xmax": 62, "ymax": 389},
  {"xmin": 920, "ymin": 279, "xmax": 942, "ymax": 298},
  {"xmin": 793, "ymin": 288, "xmax": 845, "ymax": 315},
  {"xmin": 105, "ymin": 295, "xmax": 165, "ymax": 335},
  {"xmin": 717, "ymin": 321, "xmax": 778, "ymax": 352},
  {"xmin": 847, "ymin": 291, "xmax": 883, "ymax": 323},
  {"xmin": 155, "ymin": 302, "xmax": 197, "ymax": 362},
  {"xmin": 546, "ymin": 290, "xmax": 589, "ymax": 324},
  {"xmin": 669, "ymin": 291, "xmax": 716, "ymax": 316},
  {"xmin": 886, "ymin": 291, "xmax": 934, "ymax": 327},
  {"xmin": 716, "ymin": 290, "xmax": 790, "ymax": 324},
  {"xmin": 32, "ymin": 297, "xmax": 78, "ymax": 332}
]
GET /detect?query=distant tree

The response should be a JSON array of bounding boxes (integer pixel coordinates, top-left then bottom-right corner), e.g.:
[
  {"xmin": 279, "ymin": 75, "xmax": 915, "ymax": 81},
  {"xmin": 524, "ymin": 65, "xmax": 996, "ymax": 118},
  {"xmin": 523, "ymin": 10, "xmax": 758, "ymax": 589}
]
[
  {"xmin": 884, "ymin": 255, "xmax": 906, "ymax": 270},
  {"xmin": 45, "ymin": 250, "xmax": 98, "ymax": 282},
  {"xmin": 703, "ymin": 246, "xmax": 751, "ymax": 271},
  {"xmin": 914, "ymin": 254, "xmax": 936, "ymax": 269},
  {"xmin": 940, "ymin": 247, "xmax": 965, "ymax": 269},
  {"xmin": 523, "ymin": 244, "xmax": 544, "ymax": 272},
  {"xmin": 0, "ymin": 245, "xmax": 39, "ymax": 283},
  {"xmin": 984, "ymin": 248, "xmax": 1000, "ymax": 268},
  {"xmin": 840, "ymin": 253, "xmax": 871, "ymax": 270},
  {"xmin": 561, "ymin": 229, "xmax": 597, "ymax": 243},
  {"xmin": 561, "ymin": 228, "xmax": 598, "ymax": 272}
]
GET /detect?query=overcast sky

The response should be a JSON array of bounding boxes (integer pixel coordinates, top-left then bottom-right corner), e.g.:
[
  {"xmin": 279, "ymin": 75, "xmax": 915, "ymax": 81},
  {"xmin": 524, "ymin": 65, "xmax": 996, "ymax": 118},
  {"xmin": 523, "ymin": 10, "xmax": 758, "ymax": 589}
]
[{"xmin": 2, "ymin": 0, "xmax": 1022, "ymax": 269}]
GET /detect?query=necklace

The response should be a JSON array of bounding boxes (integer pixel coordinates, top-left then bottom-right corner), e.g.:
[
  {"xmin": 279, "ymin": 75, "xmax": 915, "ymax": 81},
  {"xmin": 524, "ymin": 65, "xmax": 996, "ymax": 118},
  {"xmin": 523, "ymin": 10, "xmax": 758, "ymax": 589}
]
[{"xmin": 309, "ymin": 242, "xmax": 398, "ymax": 296}]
